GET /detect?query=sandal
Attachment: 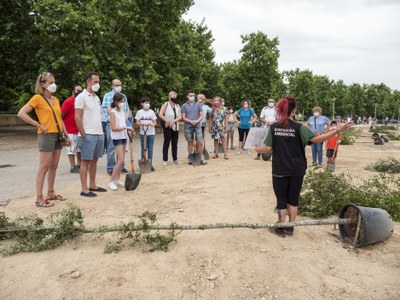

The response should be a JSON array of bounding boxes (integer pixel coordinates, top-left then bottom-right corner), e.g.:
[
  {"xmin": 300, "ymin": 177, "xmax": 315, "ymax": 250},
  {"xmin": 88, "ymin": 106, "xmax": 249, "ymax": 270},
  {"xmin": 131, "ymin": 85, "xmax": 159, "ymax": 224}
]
[
  {"xmin": 212, "ymin": 153, "xmax": 219, "ymax": 159},
  {"xmin": 46, "ymin": 192, "xmax": 67, "ymax": 201},
  {"xmin": 224, "ymin": 154, "xmax": 229, "ymax": 160},
  {"xmin": 36, "ymin": 199, "xmax": 54, "ymax": 208}
]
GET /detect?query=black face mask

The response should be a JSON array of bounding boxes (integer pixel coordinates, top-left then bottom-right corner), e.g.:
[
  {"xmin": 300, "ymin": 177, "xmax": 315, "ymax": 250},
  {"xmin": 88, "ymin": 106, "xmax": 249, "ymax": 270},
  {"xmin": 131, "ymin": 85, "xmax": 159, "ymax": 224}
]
[
  {"xmin": 170, "ymin": 97, "xmax": 177, "ymax": 102},
  {"xmin": 74, "ymin": 91, "xmax": 82, "ymax": 97}
]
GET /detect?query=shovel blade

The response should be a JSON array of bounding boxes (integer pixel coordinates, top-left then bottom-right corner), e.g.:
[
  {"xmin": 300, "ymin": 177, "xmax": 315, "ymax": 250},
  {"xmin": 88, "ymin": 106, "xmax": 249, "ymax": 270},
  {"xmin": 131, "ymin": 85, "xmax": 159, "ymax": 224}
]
[
  {"xmin": 203, "ymin": 148, "xmax": 210, "ymax": 160},
  {"xmin": 188, "ymin": 153, "xmax": 202, "ymax": 166},
  {"xmin": 217, "ymin": 143, "xmax": 224, "ymax": 153},
  {"xmin": 125, "ymin": 172, "xmax": 142, "ymax": 191},
  {"xmin": 138, "ymin": 158, "xmax": 152, "ymax": 174},
  {"xmin": 262, "ymin": 151, "xmax": 272, "ymax": 161}
]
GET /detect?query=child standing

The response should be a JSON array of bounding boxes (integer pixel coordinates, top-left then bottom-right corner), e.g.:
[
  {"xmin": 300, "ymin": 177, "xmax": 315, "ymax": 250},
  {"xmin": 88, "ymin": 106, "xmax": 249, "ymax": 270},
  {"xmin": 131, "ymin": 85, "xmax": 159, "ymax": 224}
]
[
  {"xmin": 226, "ymin": 106, "xmax": 238, "ymax": 150},
  {"xmin": 109, "ymin": 93, "xmax": 135, "ymax": 190},
  {"xmin": 135, "ymin": 97, "xmax": 157, "ymax": 171},
  {"xmin": 326, "ymin": 120, "xmax": 342, "ymax": 171}
]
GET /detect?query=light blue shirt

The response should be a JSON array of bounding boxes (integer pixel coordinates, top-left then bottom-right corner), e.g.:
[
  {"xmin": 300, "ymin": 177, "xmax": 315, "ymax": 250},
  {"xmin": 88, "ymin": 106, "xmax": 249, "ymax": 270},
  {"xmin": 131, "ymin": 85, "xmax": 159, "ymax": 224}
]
[
  {"xmin": 102, "ymin": 90, "xmax": 129, "ymax": 122},
  {"xmin": 306, "ymin": 115, "xmax": 330, "ymax": 134},
  {"xmin": 201, "ymin": 103, "xmax": 211, "ymax": 126}
]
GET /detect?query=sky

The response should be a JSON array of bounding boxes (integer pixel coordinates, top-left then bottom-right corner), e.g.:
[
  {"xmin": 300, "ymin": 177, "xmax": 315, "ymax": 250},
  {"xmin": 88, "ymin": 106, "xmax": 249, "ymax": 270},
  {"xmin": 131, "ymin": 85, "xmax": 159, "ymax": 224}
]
[{"xmin": 184, "ymin": 0, "xmax": 400, "ymax": 90}]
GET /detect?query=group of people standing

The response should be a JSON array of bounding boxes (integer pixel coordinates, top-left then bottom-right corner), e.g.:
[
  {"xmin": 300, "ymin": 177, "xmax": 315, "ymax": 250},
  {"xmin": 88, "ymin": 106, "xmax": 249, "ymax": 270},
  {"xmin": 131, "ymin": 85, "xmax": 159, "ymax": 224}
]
[{"xmin": 17, "ymin": 71, "xmax": 353, "ymax": 240}]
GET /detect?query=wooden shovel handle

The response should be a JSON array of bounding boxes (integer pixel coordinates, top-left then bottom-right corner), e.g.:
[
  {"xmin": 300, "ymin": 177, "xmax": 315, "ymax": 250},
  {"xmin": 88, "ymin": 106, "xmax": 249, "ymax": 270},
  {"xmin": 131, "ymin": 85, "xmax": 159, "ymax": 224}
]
[{"xmin": 129, "ymin": 136, "xmax": 134, "ymax": 171}]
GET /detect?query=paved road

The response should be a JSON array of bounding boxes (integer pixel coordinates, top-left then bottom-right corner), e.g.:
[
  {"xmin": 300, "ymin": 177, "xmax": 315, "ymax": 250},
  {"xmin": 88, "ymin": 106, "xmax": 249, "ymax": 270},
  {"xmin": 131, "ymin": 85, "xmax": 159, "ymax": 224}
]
[{"xmin": 0, "ymin": 128, "xmax": 238, "ymax": 201}]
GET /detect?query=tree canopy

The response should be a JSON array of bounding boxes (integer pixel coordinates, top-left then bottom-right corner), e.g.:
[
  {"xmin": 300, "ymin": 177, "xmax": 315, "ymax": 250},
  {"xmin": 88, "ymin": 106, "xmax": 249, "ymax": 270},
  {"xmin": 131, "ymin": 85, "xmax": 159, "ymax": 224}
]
[{"xmin": 1, "ymin": 0, "xmax": 399, "ymax": 118}]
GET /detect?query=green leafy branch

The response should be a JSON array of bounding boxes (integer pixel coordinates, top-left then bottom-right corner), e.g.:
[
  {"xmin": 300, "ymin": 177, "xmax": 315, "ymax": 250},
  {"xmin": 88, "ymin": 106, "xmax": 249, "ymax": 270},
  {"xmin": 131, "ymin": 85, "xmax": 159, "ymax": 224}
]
[{"xmin": 300, "ymin": 169, "xmax": 400, "ymax": 221}]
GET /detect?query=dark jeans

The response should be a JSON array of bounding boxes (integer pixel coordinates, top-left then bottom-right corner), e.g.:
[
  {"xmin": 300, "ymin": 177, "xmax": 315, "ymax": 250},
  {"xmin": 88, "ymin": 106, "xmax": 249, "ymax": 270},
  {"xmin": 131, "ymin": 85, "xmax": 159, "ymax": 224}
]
[{"xmin": 163, "ymin": 127, "xmax": 179, "ymax": 161}]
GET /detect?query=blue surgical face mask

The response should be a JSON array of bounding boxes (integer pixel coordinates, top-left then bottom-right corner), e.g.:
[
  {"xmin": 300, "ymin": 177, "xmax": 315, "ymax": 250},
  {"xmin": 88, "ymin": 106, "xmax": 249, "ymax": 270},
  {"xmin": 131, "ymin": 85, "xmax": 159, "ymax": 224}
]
[
  {"xmin": 143, "ymin": 103, "xmax": 150, "ymax": 110},
  {"xmin": 313, "ymin": 112, "xmax": 320, "ymax": 117},
  {"xmin": 189, "ymin": 96, "xmax": 195, "ymax": 102}
]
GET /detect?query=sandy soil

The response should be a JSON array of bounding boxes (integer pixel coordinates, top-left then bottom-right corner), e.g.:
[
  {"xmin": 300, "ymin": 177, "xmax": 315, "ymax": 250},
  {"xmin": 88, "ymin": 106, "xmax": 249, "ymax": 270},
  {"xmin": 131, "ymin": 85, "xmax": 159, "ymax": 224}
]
[{"xmin": 0, "ymin": 125, "xmax": 399, "ymax": 300}]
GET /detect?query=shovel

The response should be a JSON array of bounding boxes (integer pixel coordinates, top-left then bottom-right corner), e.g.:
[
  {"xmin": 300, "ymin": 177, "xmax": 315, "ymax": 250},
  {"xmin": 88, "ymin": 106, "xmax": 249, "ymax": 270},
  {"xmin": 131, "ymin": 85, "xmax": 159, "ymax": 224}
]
[
  {"xmin": 188, "ymin": 131, "xmax": 202, "ymax": 166},
  {"xmin": 217, "ymin": 138, "xmax": 224, "ymax": 153},
  {"xmin": 125, "ymin": 136, "xmax": 142, "ymax": 191},
  {"xmin": 203, "ymin": 147, "xmax": 210, "ymax": 160},
  {"xmin": 138, "ymin": 125, "xmax": 152, "ymax": 174}
]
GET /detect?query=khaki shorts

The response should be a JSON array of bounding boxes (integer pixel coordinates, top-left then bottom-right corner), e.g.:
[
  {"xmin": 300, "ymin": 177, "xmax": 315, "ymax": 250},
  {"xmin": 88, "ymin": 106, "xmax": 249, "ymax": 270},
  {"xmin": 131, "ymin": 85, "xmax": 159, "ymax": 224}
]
[{"xmin": 38, "ymin": 133, "xmax": 62, "ymax": 152}]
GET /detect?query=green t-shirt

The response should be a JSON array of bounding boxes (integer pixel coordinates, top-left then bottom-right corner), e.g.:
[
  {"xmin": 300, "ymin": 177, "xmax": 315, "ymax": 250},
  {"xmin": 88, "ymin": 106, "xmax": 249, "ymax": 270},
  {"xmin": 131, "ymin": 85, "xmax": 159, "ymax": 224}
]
[{"xmin": 264, "ymin": 124, "xmax": 315, "ymax": 147}]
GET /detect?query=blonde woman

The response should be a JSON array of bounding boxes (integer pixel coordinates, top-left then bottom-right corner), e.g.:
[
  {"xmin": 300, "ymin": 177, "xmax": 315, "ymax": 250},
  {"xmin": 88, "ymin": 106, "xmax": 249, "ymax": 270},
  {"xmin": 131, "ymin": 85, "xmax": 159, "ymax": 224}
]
[
  {"xmin": 18, "ymin": 72, "xmax": 70, "ymax": 207},
  {"xmin": 209, "ymin": 97, "xmax": 229, "ymax": 159}
]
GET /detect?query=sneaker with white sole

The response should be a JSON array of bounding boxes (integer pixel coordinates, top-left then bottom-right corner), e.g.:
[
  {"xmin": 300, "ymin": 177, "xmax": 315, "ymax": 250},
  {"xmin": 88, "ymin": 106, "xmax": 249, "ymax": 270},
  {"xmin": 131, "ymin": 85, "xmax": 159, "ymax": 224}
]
[
  {"xmin": 115, "ymin": 179, "xmax": 124, "ymax": 187},
  {"xmin": 174, "ymin": 160, "xmax": 181, "ymax": 165},
  {"xmin": 108, "ymin": 181, "xmax": 118, "ymax": 191},
  {"xmin": 163, "ymin": 161, "xmax": 168, "ymax": 166}
]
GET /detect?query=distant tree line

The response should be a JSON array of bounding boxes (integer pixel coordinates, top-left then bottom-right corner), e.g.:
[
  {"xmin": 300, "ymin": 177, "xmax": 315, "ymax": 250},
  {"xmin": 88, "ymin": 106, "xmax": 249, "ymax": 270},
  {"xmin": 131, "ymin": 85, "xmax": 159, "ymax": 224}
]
[{"xmin": 1, "ymin": 1, "xmax": 399, "ymax": 119}]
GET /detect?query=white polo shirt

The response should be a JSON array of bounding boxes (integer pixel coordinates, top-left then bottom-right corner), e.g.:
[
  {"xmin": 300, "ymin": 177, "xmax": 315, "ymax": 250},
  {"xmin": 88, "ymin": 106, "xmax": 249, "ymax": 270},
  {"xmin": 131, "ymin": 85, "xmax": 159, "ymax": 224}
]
[{"xmin": 75, "ymin": 89, "xmax": 103, "ymax": 135}]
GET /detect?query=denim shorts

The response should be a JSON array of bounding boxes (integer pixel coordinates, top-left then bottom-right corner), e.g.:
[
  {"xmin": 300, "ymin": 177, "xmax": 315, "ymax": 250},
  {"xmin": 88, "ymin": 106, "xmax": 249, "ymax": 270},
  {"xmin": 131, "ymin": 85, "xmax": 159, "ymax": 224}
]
[
  {"xmin": 112, "ymin": 138, "xmax": 127, "ymax": 147},
  {"xmin": 184, "ymin": 125, "xmax": 203, "ymax": 141},
  {"xmin": 227, "ymin": 124, "xmax": 236, "ymax": 132},
  {"xmin": 38, "ymin": 133, "xmax": 62, "ymax": 152},
  {"xmin": 77, "ymin": 134, "xmax": 104, "ymax": 161}
]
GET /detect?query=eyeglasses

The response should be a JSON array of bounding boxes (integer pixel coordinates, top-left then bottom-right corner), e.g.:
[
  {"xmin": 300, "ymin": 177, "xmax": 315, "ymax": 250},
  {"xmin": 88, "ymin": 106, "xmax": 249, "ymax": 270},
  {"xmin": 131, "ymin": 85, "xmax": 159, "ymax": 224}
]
[{"xmin": 40, "ymin": 72, "xmax": 53, "ymax": 83}]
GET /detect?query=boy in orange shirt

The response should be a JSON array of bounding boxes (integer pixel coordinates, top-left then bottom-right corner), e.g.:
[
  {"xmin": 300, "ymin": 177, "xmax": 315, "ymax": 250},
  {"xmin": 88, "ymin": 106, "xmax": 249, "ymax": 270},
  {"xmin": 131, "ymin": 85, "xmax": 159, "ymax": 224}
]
[{"xmin": 326, "ymin": 120, "xmax": 342, "ymax": 171}]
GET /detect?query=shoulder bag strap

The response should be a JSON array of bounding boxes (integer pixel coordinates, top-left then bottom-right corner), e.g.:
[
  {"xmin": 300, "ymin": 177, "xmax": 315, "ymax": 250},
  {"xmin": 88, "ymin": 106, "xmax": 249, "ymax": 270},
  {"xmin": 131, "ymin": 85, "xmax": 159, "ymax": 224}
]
[{"xmin": 41, "ymin": 95, "xmax": 62, "ymax": 133}]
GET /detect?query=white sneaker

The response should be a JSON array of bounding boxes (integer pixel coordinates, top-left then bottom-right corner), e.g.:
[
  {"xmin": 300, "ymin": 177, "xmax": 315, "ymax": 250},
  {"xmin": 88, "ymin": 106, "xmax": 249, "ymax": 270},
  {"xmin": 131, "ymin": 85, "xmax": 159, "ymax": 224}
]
[
  {"xmin": 108, "ymin": 181, "xmax": 118, "ymax": 191},
  {"xmin": 174, "ymin": 160, "xmax": 181, "ymax": 165},
  {"xmin": 163, "ymin": 161, "xmax": 168, "ymax": 166},
  {"xmin": 115, "ymin": 179, "xmax": 124, "ymax": 187}
]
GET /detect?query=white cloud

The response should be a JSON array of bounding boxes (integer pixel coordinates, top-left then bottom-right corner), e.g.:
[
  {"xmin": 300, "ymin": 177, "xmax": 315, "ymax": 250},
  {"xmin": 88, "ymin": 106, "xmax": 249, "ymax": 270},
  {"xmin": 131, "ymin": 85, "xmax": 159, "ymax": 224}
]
[{"xmin": 184, "ymin": 0, "xmax": 400, "ymax": 89}]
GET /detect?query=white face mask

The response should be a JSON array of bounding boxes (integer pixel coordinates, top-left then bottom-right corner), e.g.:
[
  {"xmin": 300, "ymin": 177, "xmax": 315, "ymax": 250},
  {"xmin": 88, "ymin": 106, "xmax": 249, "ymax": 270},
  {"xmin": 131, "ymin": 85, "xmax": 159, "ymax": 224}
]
[
  {"xmin": 331, "ymin": 126, "xmax": 337, "ymax": 130},
  {"xmin": 47, "ymin": 83, "xmax": 57, "ymax": 93},
  {"xmin": 268, "ymin": 102, "xmax": 274, "ymax": 108},
  {"xmin": 143, "ymin": 103, "xmax": 150, "ymax": 110},
  {"xmin": 118, "ymin": 103, "xmax": 124, "ymax": 108},
  {"xmin": 313, "ymin": 112, "xmax": 320, "ymax": 117},
  {"xmin": 114, "ymin": 86, "xmax": 122, "ymax": 93},
  {"xmin": 229, "ymin": 110, "xmax": 233, "ymax": 114},
  {"xmin": 92, "ymin": 83, "xmax": 100, "ymax": 92}
]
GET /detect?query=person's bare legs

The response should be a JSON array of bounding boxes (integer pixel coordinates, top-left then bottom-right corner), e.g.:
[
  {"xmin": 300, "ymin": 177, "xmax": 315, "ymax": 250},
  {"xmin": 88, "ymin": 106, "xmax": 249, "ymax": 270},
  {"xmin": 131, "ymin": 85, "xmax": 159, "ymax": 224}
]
[
  {"xmin": 187, "ymin": 141, "xmax": 194, "ymax": 155},
  {"xmin": 197, "ymin": 140, "xmax": 204, "ymax": 155},
  {"xmin": 89, "ymin": 157, "xmax": 99, "ymax": 189},
  {"xmin": 36, "ymin": 151, "xmax": 53, "ymax": 201},
  {"xmin": 68, "ymin": 154, "xmax": 76, "ymax": 168},
  {"xmin": 46, "ymin": 149, "xmax": 62, "ymax": 196},
  {"xmin": 223, "ymin": 138, "xmax": 228, "ymax": 157},
  {"xmin": 79, "ymin": 159, "xmax": 91, "ymax": 193},
  {"xmin": 76, "ymin": 152, "xmax": 81, "ymax": 166},
  {"xmin": 213, "ymin": 139, "xmax": 218, "ymax": 154},
  {"xmin": 111, "ymin": 145, "xmax": 124, "ymax": 182},
  {"xmin": 288, "ymin": 205, "xmax": 298, "ymax": 222}
]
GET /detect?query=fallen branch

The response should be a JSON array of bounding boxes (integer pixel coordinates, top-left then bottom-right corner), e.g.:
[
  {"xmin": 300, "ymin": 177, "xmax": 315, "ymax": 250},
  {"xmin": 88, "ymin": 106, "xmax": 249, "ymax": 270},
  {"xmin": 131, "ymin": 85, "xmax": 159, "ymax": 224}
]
[{"xmin": 0, "ymin": 218, "xmax": 356, "ymax": 234}]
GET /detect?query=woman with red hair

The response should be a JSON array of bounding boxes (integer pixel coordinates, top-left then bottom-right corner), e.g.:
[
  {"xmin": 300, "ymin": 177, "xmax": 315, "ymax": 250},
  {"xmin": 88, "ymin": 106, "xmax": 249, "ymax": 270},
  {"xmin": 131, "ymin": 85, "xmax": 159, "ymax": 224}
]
[{"xmin": 255, "ymin": 96, "xmax": 352, "ymax": 237}]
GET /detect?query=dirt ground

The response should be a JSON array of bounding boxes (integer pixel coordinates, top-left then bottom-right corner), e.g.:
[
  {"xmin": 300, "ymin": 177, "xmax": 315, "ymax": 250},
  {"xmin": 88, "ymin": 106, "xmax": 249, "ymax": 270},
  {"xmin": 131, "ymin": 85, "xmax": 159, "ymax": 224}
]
[{"xmin": 0, "ymin": 125, "xmax": 399, "ymax": 300}]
